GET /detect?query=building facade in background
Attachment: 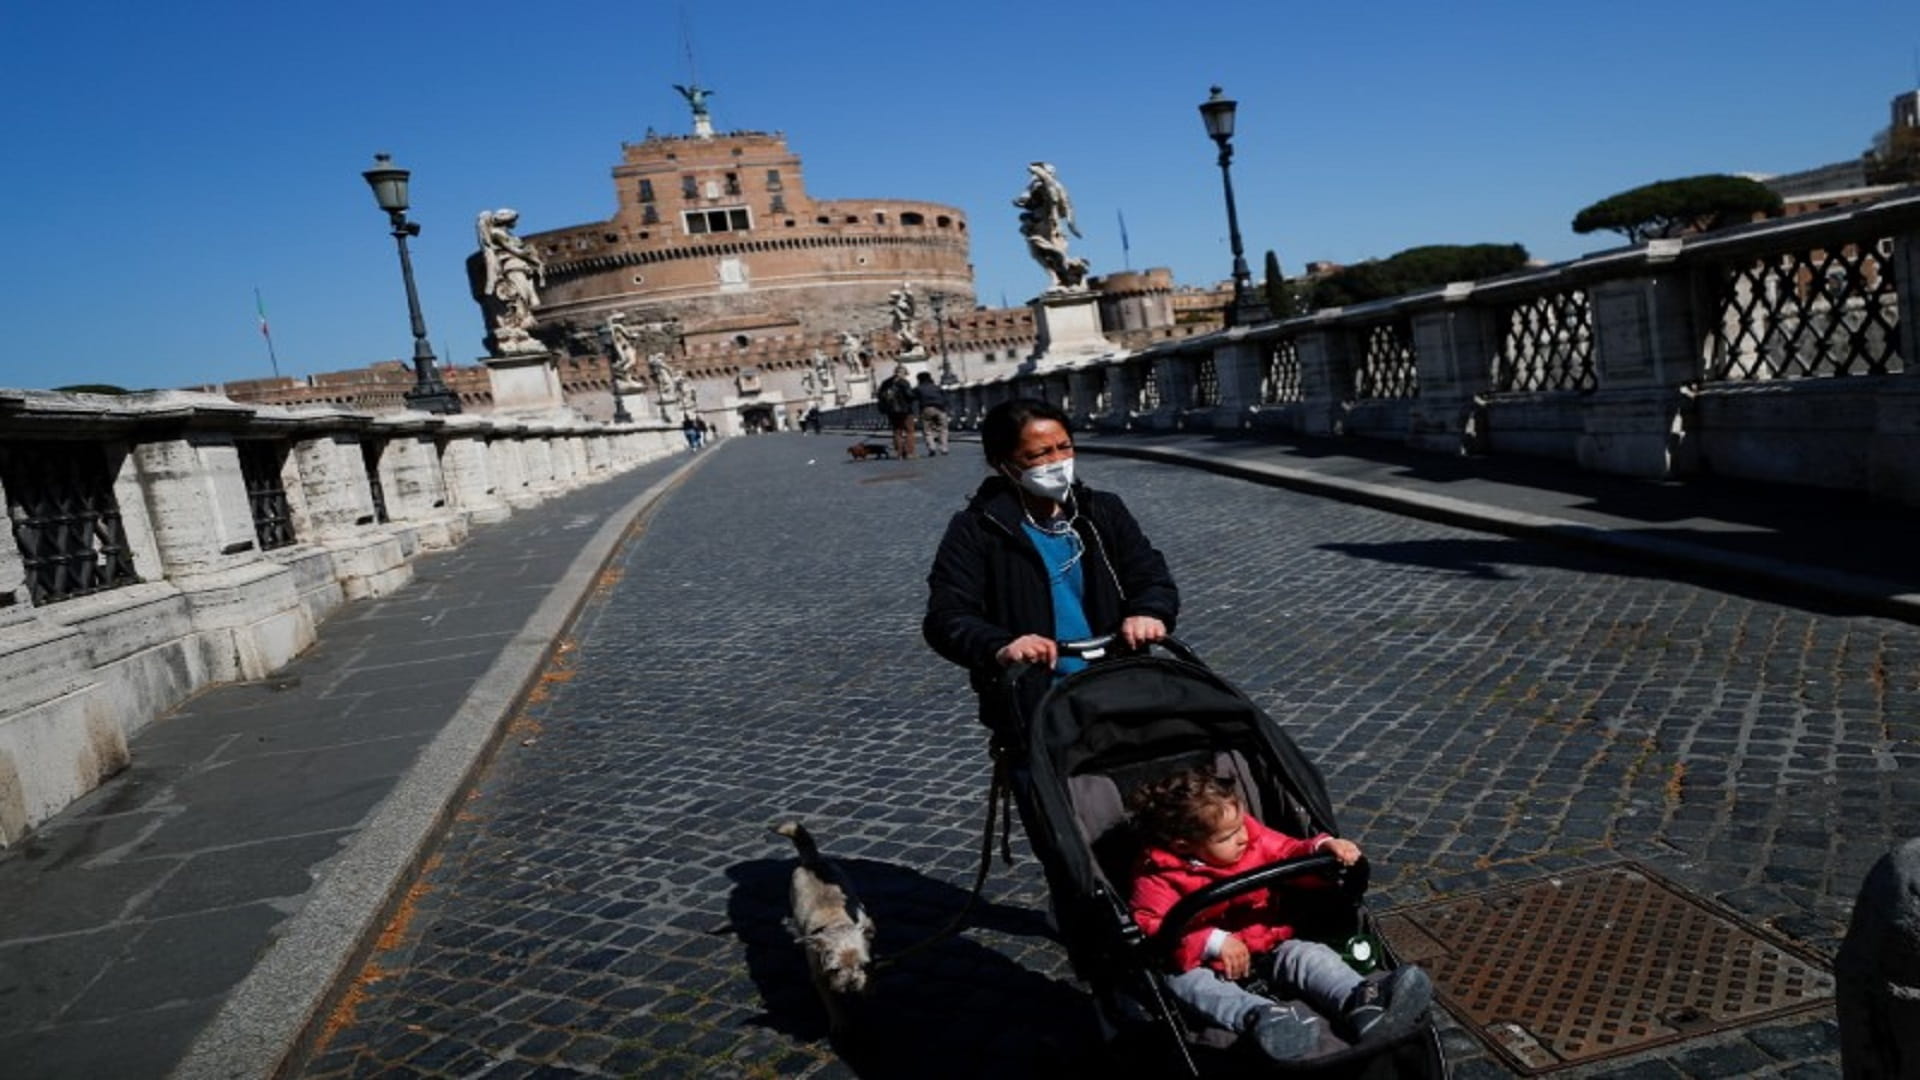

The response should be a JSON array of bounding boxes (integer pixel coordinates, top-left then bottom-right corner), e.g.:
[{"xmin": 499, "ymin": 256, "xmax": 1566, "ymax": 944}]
[{"xmin": 199, "ymin": 94, "xmax": 1246, "ymax": 427}]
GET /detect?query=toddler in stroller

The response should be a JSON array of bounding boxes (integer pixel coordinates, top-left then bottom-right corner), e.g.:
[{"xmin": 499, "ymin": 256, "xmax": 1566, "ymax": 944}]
[
  {"xmin": 1127, "ymin": 766, "xmax": 1432, "ymax": 1062},
  {"xmin": 1013, "ymin": 635, "xmax": 1449, "ymax": 1076}
]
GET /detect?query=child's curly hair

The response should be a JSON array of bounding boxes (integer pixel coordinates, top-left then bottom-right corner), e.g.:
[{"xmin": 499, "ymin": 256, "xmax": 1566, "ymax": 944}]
[{"xmin": 1126, "ymin": 765, "xmax": 1240, "ymax": 848}]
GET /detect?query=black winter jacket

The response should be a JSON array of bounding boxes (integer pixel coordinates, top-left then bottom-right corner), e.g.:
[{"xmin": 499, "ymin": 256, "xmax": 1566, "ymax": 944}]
[{"xmin": 923, "ymin": 475, "xmax": 1179, "ymax": 732}]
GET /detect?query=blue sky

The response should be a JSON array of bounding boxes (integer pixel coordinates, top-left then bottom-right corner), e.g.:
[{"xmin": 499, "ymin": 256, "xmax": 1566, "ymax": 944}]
[{"xmin": 3, "ymin": 0, "xmax": 1916, "ymax": 392}]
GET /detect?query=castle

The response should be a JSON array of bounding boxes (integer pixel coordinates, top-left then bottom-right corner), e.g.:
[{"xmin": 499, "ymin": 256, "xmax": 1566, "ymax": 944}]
[{"xmin": 207, "ymin": 93, "xmax": 1220, "ymax": 428}]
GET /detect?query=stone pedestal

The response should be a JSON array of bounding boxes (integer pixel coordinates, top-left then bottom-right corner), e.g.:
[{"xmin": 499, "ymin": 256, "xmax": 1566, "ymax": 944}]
[
  {"xmin": 1409, "ymin": 297, "xmax": 1500, "ymax": 454},
  {"xmin": 487, "ymin": 433, "xmax": 537, "ymax": 509},
  {"xmin": 1133, "ymin": 356, "xmax": 1191, "ymax": 431},
  {"xmin": 1578, "ymin": 270, "xmax": 1699, "ymax": 478},
  {"xmin": 438, "ymin": 419, "xmax": 511, "ymax": 526},
  {"xmin": 1066, "ymin": 368, "xmax": 1102, "ymax": 428},
  {"xmin": 1872, "ymin": 232, "xmax": 1920, "ymax": 504},
  {"xmin": 1209, "ymin": 338, "xmax": 1266, "ymax": 430},
  {"xmin": 843, "ymin": 374, "xmax": 873, "ymax": 407},
  {"xmin": 1836, "ymin": 839, "xmax": 1920, "ymax": 1078},
  {"xmin": 0, "ymin": 608, "xmax": 124, "ymax": 844},
  {"xmin": 373, "ymin": 423, "xmax": 468, "ymax": 551},
  {"xmin": 1096, "ymin": 364, "xmax": 1136, "ymax": 431},
  {"xmin": 482, "ymin": 351, "xmax": 569, "ymax": 418},
  {"xmin": 288, "ymin": 432, "xmax": 412, "ymax": 602},
  {"xmin": 1025, "ymin": 290, "xmax": 1117, "ymax": 373},
  {"xmin": 1296, "ymin": 329, "xmax": 1354, "ymax": 436}
]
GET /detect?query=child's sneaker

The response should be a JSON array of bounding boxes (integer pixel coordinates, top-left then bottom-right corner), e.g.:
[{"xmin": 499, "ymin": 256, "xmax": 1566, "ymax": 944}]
[
  {"xmin": 1342, "ymin": 965, "xmax": 1433, "ymax": 1043},
  {"xmin": 1244, "ymin": 1003, "xmax": 1322, "ymax": 1061}
]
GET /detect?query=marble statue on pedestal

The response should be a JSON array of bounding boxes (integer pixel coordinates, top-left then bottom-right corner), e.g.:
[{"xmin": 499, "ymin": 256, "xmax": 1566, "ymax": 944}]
[
  {"xmin": 809, "ymin": 350, "xmax": 836, "ymax": 397},
  {"xmin": 838, "ymin": 331, "xmax": 866, "ymax": 376},
  {"xmin": 606, "ymin": 315, "xmax": 643, "ymax": 391},
  {"xmin": 476, "ymin": 209, "xmax": 547, "ymax": 354},
  {"xmin": 1014, "ymin": 162, "xmax": 1090, "ymax": 292},
  {"xmin": 648, "ymin": 351, "xmax": 686, "ymax": 407},
  {"xmin": 889, "ymin": 287, "xmax": 925, "ymax": 355}
]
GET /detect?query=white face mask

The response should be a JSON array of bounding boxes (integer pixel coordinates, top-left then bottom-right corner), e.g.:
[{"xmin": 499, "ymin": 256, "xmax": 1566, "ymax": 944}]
[{"xmin": 1010, "ymin": 457, "xmax": 1075, "ymax": 502}]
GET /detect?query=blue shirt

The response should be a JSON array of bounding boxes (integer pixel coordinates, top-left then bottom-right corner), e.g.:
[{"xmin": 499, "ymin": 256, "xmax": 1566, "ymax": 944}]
[{"xmin": 1022, "ymin": 521, "xmax": 1092, "ymax": 675}]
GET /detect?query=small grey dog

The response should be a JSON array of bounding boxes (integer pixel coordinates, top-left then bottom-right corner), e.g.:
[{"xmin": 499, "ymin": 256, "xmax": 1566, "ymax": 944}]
[{"xmin": 773, "ymin": 821, "xmax": 875, "ymax": 1036}]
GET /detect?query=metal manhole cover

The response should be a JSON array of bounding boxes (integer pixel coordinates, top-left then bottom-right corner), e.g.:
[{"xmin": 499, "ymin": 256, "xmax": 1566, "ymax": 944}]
[{"xmin": 1376, "ymin": 862, "xmax": 1833, "ymax": 1074}]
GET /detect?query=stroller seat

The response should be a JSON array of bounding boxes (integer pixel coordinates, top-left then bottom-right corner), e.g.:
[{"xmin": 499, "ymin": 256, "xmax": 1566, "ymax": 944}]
[
  {"xmin": 1012, "ymin": 643, "xmax": 1446, "ymax": 1076},
  {"xmin": 1066, "ymin": 751, "xmax": 1362, "ymax": 1054}
]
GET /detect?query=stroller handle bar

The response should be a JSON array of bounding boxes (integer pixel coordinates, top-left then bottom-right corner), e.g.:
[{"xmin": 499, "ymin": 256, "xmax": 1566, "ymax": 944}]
[
  {"xmin": 1146, "ymin": 852, "xmax": 1364, "ymax": 957},
  {"xmin": 1001, "ymin": 633, "xmax": 1204, "ymax": 687}
]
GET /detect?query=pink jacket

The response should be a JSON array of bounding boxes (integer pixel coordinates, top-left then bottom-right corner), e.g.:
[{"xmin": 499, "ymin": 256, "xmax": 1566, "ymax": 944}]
[{"xmin": 1129, "ymin": 815, "xmax": 1330, "ymax": 973}]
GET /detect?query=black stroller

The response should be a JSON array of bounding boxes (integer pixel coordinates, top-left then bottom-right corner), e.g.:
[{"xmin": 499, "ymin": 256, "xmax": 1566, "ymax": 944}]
[{"xmin": 1002, "ymin": 636, "xmax": 1449, "ymax": 1078}]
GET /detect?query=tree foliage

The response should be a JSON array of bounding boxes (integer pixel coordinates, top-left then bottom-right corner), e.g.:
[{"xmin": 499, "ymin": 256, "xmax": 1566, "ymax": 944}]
[
  {"xmin": 1571, "ymin": 174, "xmax": 1782, "ymax": 244},
  {"xmin": 54, "ymin": 384, "xmax": 131, "ymax": 395},
  {"xmin": 1306, "ymin": 244, "xmax": 1531, "ymax": 310},
  {"xmin": 1867, "ymin": 127, "xmax": 1920, "ymax": 186}
]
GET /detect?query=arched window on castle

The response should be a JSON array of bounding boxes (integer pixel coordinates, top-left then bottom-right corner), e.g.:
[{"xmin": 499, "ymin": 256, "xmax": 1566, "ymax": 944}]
[{"xmin": 901, "ymin": 212, "xmax": 924, "ymax": 226}]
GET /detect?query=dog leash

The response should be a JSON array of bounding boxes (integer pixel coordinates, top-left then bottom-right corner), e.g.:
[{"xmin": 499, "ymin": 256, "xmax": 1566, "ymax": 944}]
[{"xmin": 872, "ymin": 754, "xmax": 1013, "ymax": 971}]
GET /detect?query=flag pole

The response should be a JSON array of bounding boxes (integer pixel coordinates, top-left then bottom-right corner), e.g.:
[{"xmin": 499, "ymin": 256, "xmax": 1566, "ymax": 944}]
[
  {"xmin": 1118, "ymin": 208, "xmax": 1132, "ymax": 270},
  {"xmin": 254, "ymin": 287, "xmax": 281, "ymax": 377}
]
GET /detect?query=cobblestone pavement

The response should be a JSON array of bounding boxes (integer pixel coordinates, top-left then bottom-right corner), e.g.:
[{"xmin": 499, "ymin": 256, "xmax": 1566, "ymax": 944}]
[{"xmin": 288, "ymin": 433, "xmax": 1917, "ymax": 1079}]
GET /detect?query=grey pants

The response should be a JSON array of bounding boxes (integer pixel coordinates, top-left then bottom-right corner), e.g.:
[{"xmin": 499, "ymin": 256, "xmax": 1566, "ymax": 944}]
[
  {"xmin": 1164, "ymin": 939, "xmax": 1363, "ymax": 1031},
  {"xmin": 920, "ymin": 407, "xmax": 950, "ymax": 453}
]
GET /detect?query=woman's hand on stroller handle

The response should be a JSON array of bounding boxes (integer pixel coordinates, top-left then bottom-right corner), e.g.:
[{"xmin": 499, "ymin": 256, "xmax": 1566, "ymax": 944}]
[
  {"xmin": 996, "ymin": 634, "xmax": 1061, "ymax": 669},
  {"xmin": 1119, "ymin": 615, "xmax": 1167, "ymax": 650}
]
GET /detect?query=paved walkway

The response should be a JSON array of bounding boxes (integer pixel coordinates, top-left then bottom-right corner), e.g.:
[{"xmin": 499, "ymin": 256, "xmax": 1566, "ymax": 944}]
[
  {"xmin": 283, "ymin": 432, "xmax": 1909, "ymax": 1078},
  {"xmin": 1074, "ymin": 429, "xmax": 1920, "ymax": 627},
  {"xmin": 0, "ymin": 449, "xmax": 704, "ymax": 1080},
  {"xmin": 4, "ymin": 428, "xmax": 1913, "ymax": 1078}
]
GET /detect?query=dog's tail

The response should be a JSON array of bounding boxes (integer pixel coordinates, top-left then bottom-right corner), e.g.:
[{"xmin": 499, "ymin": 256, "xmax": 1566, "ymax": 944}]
[{"xmin": 773, "ymin": 820, "xmax": 823, "ymax": 866}]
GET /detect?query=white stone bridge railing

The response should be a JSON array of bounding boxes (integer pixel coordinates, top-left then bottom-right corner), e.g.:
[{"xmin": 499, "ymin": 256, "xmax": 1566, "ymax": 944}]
[
  {"xmin": 827, "ymin": 192, "xmax": 1920, "ymax": 506},
  {"xmin": 0, "ymin": 390, "xmax": 681, "ymax": 845}
]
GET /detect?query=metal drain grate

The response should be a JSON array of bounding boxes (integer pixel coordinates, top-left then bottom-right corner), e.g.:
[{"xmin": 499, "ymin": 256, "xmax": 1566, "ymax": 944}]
[{"xmin": 1376, "ymin": 862, "xmax": 1833, "ymax": 1074}]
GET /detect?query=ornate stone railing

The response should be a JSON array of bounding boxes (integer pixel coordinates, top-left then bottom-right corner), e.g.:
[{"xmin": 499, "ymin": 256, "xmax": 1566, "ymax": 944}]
[
  {"xmin": 827, "ymin": 192, "xmax": 1920, "ymax": 503},
  {"xmin": 0, "ymin": 390, "xmax": 680, "ymax": 845}
]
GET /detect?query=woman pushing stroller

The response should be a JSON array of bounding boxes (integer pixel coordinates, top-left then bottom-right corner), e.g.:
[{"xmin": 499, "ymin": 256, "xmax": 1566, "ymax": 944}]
[{"xmin": 922, "ymin": 399, "xmax": 1442, "ymax": 1072}]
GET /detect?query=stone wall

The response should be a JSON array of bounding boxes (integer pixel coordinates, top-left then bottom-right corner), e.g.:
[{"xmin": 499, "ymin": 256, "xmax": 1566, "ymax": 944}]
[
  {"xmin": 829, "ymin": 192, "xmax": 1920, "ymax": 506},
  {"xmin": 0, "ymin": 390, "xmax": 680, "ymax": 845}
]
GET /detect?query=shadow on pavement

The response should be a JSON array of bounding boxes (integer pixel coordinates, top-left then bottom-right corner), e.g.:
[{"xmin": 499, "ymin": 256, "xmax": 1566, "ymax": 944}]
[
  {"xmin": 726, "ymin": 855, "xmax": 1101, "ymax": 1078},
  {"xmin": 1177, "ymin": 431, "xmax": 1920, "ymax": 595},
  {"xmin": 1316, "ymin": 528, "xmax": 1891, "ymax": 620}
]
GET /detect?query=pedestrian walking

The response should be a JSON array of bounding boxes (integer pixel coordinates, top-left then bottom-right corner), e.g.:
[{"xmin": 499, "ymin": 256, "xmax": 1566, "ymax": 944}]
[
  {"xmin": 877, "ymin": 364, "xmax": 918, "ymax": 460},
  {"xmin": 695, "ymin": 416, "xmax": 711, "ymax": 447},
  {"xmin": 913, "ymin": 371, "xmax": 951, "ymax": 456},
  {"xmin": 681, "ymin": 415, "xmax": 700, "ymax": 451}
]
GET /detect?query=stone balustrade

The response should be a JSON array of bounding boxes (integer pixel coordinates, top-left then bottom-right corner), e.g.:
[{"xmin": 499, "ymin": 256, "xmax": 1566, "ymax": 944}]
[
  {"xmin": 828, "ymin": 193, "xmax": 1920, "ymax": 503},
  {"xmin": 0, "ymin": 390, "xmax": 679, "ymax": 845}
]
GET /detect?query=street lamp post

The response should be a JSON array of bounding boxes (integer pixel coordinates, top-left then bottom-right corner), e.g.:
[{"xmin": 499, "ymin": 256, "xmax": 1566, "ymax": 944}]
[
  {"xmin": 929, "ymin": 292, "xmax": 957, "ymax": 386},
  {"xmin": 595, "ymin": 322, "xmax": 634, "ymax": 423},
  {"xmin": 361, "ymin": 153, "xmax": 461, "ymax": 414},
  {"xmin": 1198, "ymin": 87, "xmax": 1259, "ymax": 329}
]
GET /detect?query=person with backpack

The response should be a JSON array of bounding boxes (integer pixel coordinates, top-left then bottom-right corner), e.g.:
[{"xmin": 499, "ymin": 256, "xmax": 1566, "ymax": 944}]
[
  {"xmin": 913, "ymin": 371, "xmax": 951, "ymax": 456},
  {"xmin": 877, "ymin": 364, "xmax": 918, "ymax": 459}
]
